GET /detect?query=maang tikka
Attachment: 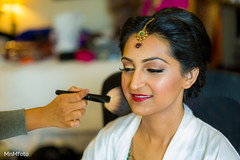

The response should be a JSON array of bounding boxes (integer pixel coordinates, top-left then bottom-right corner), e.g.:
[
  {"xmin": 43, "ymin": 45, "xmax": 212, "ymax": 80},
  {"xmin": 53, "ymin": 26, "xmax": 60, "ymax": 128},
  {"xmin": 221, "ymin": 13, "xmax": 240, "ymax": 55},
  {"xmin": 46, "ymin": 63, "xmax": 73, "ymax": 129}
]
[{"xmin": 136, "ymin": 17, "xmax": 155, "ymax": 48}]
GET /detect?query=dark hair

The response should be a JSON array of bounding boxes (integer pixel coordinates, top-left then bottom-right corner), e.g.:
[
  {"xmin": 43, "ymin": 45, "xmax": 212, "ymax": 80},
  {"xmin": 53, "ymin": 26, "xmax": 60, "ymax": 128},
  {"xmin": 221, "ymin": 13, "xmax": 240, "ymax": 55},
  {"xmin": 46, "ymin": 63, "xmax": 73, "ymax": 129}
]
[{"xmin": 119, "ymin": 7, "xmax": 212, "ymax": 103}]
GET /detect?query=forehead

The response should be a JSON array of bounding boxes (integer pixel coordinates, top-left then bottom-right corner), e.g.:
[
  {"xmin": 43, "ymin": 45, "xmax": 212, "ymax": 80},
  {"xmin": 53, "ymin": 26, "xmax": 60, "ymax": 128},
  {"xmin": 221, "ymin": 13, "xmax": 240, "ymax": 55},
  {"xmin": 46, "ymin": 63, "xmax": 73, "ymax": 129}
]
[{"xmin": 123, "ymin": 34, "xmax": 172, "ymax": 59}]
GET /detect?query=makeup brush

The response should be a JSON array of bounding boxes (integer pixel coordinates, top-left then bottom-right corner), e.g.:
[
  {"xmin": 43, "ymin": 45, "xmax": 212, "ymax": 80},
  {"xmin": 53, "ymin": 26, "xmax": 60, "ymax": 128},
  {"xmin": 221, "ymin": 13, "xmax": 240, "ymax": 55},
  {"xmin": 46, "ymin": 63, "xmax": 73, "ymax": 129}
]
[
  {"xmin": 104, "ymin": 87, "xmax": 131, "ymax": 116},
  {"xmin": 55, "ymin": 87, "xmax": 131, "ymax": 116},
  {"xmin": 56, "ymin": 90, "xmax": 110, "ymax": 103}
]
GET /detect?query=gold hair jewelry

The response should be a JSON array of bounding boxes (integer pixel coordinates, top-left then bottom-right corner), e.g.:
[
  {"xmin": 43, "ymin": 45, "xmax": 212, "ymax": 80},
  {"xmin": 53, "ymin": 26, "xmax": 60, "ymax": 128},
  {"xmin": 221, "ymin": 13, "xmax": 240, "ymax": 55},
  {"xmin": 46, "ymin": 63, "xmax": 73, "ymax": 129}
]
[{"xmin": 136, "ymin": 17, "xmax": 155, "ymax": 48}]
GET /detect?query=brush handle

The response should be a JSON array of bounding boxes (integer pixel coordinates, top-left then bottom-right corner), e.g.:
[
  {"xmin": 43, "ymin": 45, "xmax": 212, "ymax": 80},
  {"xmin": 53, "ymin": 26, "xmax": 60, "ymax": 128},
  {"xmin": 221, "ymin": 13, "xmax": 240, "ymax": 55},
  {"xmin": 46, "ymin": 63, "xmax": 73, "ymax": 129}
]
[{"xmin": 55, "ymin": 90, "xmax": 110, "ymax": 103}]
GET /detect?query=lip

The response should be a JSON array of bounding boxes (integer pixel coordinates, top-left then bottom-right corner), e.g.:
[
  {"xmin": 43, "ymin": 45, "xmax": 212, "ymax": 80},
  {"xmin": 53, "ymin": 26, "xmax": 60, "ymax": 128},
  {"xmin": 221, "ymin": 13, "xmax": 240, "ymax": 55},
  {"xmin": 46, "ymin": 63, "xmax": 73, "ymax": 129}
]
[{"xmin": 131, "ymin": 94, "xmax": 152, "ymax": 102}]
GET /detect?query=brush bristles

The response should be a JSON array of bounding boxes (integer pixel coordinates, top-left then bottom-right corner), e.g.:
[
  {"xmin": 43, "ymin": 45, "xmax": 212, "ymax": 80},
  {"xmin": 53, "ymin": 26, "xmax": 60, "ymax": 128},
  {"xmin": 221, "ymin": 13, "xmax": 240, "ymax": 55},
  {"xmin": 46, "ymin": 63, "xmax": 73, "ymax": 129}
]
[{"xmin": 105, "ymin": 87, "xmax": 131, "ymax": 116}]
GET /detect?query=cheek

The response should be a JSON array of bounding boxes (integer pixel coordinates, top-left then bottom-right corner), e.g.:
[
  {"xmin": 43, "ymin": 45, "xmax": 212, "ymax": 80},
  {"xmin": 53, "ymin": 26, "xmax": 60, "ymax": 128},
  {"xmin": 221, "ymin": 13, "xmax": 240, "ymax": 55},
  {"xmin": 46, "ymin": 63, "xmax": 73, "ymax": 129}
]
[
  {"xmin": 151, "ymin": 73, "xmax": 183, "ymax": 99},
  {"xmin": 121, "ymin": 71, "xmax": 185, "ymax": 106},
  {"xmin": 121, "ymin": 74, "xmax": 129, "ymax": 96}
]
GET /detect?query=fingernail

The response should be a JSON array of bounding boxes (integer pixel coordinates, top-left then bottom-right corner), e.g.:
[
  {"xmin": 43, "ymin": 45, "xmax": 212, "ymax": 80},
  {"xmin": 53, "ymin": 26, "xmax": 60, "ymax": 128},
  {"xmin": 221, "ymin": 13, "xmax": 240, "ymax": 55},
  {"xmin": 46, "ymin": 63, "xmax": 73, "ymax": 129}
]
[
  {"xmin": 85, "ymin": 89, "xmax": 89, "ymax": 94},
  {"xmin": 71, "ymin": 121, "xmax": 77, "ymax": 128}
]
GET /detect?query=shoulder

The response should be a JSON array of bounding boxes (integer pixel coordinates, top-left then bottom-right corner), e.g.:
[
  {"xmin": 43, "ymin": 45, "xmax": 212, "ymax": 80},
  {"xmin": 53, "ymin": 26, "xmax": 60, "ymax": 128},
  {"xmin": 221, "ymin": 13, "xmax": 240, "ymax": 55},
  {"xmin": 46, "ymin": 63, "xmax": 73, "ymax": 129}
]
[
  {"xmin": 184, "ymin": 106, "xmax": 239, "ymax": 159},
  {"xmin": 195, "ymin": 117, "xmax": 239, "ymax": 159},
  {"xmin": 184, "ymin": 105, "xmax": 230, "ymax": 142}
]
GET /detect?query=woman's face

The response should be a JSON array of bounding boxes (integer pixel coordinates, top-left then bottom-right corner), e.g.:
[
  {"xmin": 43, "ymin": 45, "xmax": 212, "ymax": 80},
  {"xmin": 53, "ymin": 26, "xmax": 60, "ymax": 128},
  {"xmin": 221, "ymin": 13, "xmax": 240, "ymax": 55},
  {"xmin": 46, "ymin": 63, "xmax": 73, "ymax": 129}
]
[{"xmin": 121, "ymin": 34, "xmax": 188, "ymax": 116}]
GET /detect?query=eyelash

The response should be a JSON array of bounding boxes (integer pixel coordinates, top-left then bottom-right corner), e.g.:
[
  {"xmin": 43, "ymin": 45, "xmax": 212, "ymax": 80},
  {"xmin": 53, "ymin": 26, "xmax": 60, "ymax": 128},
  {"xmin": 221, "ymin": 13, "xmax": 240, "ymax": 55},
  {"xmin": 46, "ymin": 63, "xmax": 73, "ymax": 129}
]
[
  {"xmin": 147, "ymin": 69, "xmax": 164, "ymax": 73},
  {"xmin": 119, "ymin": 68, "xmax": 164, "ymax": 73},
  {"xmin": 119, "ymin": 67, "xmax": 134, "ymax": 72}
]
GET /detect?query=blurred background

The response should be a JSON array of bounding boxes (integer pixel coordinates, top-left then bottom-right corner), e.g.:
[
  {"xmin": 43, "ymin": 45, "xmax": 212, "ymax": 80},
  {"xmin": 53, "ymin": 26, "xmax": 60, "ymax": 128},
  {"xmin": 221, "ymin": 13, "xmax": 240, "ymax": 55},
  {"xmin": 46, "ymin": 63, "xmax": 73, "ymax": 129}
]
[
  {"xmin": 0, "ymin": 0, "xmax": 239, "ymax": 69},
  {"xmin": 0, "ymin": 0, "xmax": 239, "ymax": 159}
]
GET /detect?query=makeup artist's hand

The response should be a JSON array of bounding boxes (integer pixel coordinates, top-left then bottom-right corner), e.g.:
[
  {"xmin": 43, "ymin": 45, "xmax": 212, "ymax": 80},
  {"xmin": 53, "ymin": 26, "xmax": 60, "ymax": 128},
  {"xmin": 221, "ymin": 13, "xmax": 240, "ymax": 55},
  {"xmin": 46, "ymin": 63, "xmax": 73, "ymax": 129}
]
[{"xmin": 25, "ymin": 87, "xmax": 89, "ymax": 131}]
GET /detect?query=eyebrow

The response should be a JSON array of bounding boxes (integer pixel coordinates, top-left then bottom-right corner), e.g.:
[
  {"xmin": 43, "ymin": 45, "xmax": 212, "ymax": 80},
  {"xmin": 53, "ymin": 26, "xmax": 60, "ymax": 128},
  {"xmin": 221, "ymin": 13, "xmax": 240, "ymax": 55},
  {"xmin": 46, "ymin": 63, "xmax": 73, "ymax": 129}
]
[
  {"xmin": 121, "ymin": 56, "xmax": 169, "ymax": 64},
  {"xmin": 121, "ymin": 57, "xmax": 133, "ymax": 62}
]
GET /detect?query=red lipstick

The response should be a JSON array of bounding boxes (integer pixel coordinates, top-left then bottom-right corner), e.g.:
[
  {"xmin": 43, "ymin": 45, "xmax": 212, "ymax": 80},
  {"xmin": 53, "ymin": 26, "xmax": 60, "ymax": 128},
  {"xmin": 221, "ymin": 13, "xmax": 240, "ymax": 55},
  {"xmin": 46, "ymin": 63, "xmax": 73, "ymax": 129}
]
[{"xmin": 131, "ymin": 94, "xmax": 152, "ymax": 102}]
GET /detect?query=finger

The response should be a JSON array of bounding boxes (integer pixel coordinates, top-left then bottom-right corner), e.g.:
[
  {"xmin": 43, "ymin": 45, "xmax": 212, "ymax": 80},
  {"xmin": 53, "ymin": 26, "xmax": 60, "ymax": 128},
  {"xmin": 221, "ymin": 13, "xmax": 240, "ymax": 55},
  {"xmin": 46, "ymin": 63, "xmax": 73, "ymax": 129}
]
[
  {"xmin": 64, "ymin": 108, "xmax": 86, "ymax": 121},
  {"xmin": 55, "ymin": 99, "xmax": 87, "ymax": 119},
  {"xmin": 80, "ymin": 108, "xmax": 86, "ymax": 115},
  {"xmin": 63, "ymin": 119, "xmax": 80, "ymax": 128},
  {"xmin": 68, "ymin": 99, "xmax": 88, "ymax": 113},
  {"xmin": 73, "ymin": 89, "xmax": 89, "ymax": 102},
  {"xmin": 68, "ymin": 87, "xmax": 90, "ymax": 102},
  {"xmin": 68, "ymin": 86, "xmax": 83, "ymax": 92},
  {"xmin": 70, "ymin": 119, "xmax": 80, "ymax": 128},
  {"xmin": 58, "ymin": 89, "xmax": 89, "ymax": 103}
]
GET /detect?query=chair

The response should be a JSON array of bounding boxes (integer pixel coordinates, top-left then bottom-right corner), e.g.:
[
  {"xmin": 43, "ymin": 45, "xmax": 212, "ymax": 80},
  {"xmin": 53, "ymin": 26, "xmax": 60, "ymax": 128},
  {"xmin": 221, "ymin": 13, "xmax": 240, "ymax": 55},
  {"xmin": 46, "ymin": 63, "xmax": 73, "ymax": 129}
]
[
  {"xmin": 189, "ymin": 70, "xmax": 240, "ymax": 152},
  {"xmin": 101, "ymin": 69, "xmax": 240, "ymax": 153}
]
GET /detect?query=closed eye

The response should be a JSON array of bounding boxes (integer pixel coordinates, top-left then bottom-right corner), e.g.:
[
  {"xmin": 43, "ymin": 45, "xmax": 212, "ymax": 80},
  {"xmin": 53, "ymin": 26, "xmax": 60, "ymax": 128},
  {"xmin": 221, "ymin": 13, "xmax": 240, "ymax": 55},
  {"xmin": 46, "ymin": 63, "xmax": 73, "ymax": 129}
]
[
  {"xmin": 119, "ymin": 67, "xmax": 135, "ymax": 72},
  {"xmin": 147, "ymin": 69, "xmax": 164, "ymax": 73}
]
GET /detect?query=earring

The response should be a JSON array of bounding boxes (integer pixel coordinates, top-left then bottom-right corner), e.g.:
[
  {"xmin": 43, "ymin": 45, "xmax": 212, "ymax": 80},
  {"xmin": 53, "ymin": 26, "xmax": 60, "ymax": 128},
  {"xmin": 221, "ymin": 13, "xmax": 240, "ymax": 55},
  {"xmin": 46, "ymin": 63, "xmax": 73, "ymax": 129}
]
[{"xmin": 188, "ymin": 73, "xmax": 192, "ymax": 79}]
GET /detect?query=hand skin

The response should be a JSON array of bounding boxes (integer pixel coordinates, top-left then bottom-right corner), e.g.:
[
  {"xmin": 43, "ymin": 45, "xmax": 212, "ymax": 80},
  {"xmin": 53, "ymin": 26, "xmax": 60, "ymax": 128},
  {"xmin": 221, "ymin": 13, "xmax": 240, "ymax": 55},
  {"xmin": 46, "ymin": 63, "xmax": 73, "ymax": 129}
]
[{"xmin": 25, "ymin": 87, "xmax": 89, "ymax": 131}]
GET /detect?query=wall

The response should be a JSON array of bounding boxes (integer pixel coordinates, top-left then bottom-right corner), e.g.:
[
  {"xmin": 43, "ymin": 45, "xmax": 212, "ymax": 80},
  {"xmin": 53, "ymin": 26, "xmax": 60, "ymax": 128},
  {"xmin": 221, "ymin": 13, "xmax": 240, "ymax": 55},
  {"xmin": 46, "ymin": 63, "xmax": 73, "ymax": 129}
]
[
  {"xmin": 221, "ymin": 4, "xmax": 240, "ymax": 69},
  {"xmin": 0, "ymin": 0, "xmax": 113, "ymax": 35},
  {"xmin": 0, "ymin": 60, "xmax": 122, "ymax": 153}
]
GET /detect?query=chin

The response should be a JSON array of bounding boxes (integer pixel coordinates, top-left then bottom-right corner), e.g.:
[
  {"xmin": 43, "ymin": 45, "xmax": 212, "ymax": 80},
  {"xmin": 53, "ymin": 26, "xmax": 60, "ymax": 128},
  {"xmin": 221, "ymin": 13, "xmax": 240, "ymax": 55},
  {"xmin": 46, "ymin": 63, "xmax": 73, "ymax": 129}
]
[{"xmin": 130, "ymin": 105, "xmax": 152, "ymax": 116}]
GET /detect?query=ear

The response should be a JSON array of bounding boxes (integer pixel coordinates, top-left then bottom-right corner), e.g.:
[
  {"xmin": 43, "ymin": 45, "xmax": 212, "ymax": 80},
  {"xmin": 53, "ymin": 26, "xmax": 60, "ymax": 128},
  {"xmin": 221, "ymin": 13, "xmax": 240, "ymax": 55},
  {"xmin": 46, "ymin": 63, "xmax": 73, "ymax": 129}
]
[{"xmin": 183, "ymin": 68, "xmax": 199, "ymax": 89}]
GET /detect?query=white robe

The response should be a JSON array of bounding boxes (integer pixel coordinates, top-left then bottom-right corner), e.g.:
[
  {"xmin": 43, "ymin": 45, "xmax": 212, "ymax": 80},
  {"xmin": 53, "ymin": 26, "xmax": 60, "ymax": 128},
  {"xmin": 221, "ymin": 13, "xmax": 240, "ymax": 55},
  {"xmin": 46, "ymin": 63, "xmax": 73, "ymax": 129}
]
[{"xmin": 82, "ymin": 104, "xmax": 240, "ymax": 160}]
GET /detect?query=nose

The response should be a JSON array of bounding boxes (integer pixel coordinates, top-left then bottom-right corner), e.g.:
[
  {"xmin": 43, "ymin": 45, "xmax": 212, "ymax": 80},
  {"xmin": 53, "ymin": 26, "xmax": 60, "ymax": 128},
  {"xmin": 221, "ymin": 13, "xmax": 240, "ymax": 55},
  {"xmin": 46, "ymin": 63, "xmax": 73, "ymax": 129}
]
[{"xmin": 130, "ymin": 69, "xmax": 145, "ymax": 91}]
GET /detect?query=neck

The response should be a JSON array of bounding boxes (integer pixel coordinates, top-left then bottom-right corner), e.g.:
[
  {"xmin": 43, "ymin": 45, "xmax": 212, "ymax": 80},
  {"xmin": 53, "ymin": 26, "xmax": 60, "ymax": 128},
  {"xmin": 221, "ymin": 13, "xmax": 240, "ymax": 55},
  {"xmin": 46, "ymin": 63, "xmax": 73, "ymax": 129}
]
[{"xmin": 139, "ymin": 103, "xmax": 184, "ymax": 145}]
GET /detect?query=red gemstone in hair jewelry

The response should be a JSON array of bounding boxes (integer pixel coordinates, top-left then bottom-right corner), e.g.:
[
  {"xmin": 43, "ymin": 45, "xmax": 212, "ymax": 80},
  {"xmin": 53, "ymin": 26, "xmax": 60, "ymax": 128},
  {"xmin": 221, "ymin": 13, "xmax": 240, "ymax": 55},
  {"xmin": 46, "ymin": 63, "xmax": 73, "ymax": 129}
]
[{"xmin": 136, "ymin": 43, "xmax": 141, "ymax": 48}]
